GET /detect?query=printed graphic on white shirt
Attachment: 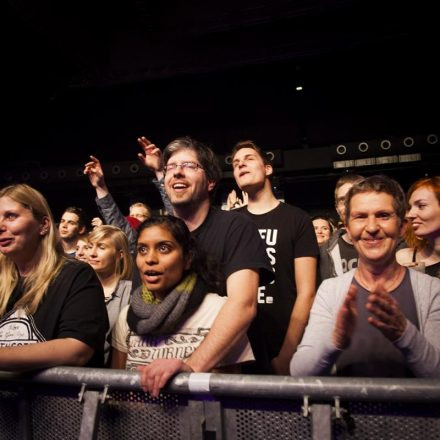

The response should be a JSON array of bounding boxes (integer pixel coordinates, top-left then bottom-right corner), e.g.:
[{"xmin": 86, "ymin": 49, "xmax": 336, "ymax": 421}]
[
  {"xmin": 0, "ymin": 309, "xmax": 46, "ymax": 347},
  {"xmin": 113, "ymin": 294, "xmax": 254, "ymax": 370},
  {"xmin": 125, "ymin": 328, "xmax": 209, "ymax": 371}
]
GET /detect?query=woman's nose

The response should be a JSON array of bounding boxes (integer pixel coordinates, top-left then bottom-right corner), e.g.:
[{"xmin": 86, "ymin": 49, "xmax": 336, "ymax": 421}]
[
  {"xmin": 406, "ymin": 205, "xmax": 416, "ymax": 219},
  {"xmin": 145, "ymin": 250, "xmax": 158, "ymax": 264},
  {"xmin": 365, "ymin": 216, "xmax": 379, "ymax": 233}
]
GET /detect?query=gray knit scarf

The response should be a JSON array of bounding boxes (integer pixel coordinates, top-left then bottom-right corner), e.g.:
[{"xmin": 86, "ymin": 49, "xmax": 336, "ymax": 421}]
[{"xmin": 127, "ymin": 272, "xmax": 207, "ymax": 336}]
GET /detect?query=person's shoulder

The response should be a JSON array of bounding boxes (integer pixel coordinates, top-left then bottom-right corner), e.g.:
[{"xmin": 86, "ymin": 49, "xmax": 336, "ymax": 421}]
[
  {"xmin": 409, "ymin": 269, "xmax": 440, "ymax": 309},
  {"xmin": 320, "ymin": 269, "xmax": 355, "ymax": 289},
  {"xmin": 396, "ymin": 247, "xmax": 414, "ymax": 265},
  {"xmin": 59, "ymin": 258, "xmax": 93, "ymax": 276},
  {"xmin": 208, "ymin": 206, "xmax": 254, "ymax": 225},
  {"xmin": 54, "ymin": 259, "xmax": 99, "ymax": 287},
  {"xmin": 277, "ymin": 202, "xmax": 310, "ymax": 217},
  {"xmin": 117, "ymin": 279, "xmax": 132, "ymax": 290},
  {"xmin": 202, "ymin": 292, "xmax": 227, "ymax": 306},
  {"xmin": 409, "ymin": 267, "xmax": 440, "ymax": 286},
  {"xmin": 184, "ymin": 293, "xmax": 226, "ymax": 325}
]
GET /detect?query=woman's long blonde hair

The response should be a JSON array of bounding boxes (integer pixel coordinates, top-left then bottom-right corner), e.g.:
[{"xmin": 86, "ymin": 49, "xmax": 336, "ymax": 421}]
[
  {"xmin": 0, "ymin": 184, "xmax": 66, "ymax": 317},
  {"xmin": 87, "ymin": 225, "xmax": 133, "ymax": 281}
]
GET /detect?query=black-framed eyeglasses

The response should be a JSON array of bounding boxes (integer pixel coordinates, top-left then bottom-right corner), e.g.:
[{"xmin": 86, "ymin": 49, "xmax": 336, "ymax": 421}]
[{"xmin": 164, "ymin": 161, "xmax": 204, "ymax": 174}]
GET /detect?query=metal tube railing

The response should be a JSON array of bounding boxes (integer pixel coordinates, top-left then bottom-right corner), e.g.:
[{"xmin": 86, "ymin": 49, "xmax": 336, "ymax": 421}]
[{"xmin": 1, "ymin": 367, "xmax": 440, "ymax": 402}]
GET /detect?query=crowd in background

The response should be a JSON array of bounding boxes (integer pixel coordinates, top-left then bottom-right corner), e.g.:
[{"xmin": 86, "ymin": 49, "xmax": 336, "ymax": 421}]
[{"xmin": 0, "ymin": 135, "xmax": 438, "ymax": 395}]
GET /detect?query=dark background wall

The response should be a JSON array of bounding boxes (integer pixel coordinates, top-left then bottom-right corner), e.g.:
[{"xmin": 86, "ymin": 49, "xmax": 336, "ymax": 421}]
[{"xmin": 2, "ymin": 0, "xmax": 439, "ymax": 221}]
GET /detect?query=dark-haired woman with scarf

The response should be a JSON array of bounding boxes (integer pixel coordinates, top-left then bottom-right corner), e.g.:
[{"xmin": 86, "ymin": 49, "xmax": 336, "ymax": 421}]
[{"xmin": 111, "ymin": 215, "xmax": 253, "ymax": 396}]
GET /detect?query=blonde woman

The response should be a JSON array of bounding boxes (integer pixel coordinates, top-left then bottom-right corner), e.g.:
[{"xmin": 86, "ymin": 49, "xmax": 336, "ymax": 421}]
[
  {"xmin": 86, "ymin": 225, "xmax": 133, "ymax": 363},
  {"xmin": 0, "ymin": 183, "xmax": 108, "ymax": 369}
]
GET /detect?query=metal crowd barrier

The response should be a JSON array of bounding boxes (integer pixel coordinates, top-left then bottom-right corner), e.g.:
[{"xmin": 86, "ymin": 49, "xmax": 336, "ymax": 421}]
[{"xmin": 1, "ymin": 367, "xmax": 440, "ymax": 440}]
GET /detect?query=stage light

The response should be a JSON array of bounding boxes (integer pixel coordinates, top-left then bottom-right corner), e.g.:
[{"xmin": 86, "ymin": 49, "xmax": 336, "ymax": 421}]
[
  {"xmin": 427, "ymin": 134, "xmax": 438, "ymax": 145},
  {"xmin": 336, "ymin": 145, "xmax": 347, "ymax": 155},
  {"xmin": 380, "ymin": 139, "xmax": 391, "ymax": 150},
  {"xmin": 358, "ymin": 142, "xmax": 369, "ymax": 153},
  {"xmin": 403, "ymin": 137, "xmax": 414, "ymax": 147},
  {"xmin": 129, "ymin": 163, "xmax": 140, "ymax": 173}
]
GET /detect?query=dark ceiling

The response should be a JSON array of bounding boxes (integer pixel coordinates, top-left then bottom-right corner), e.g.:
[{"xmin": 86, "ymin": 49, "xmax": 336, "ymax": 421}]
[{"xmin": 2, "ymin": 0, "xmax": 439, "ymax": 215}]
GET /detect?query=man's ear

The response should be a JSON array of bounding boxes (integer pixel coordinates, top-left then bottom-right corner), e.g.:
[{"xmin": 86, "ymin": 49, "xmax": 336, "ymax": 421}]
[
  {"xmin": 79, "ymin": 225, "xmax": 87, "ymax": 235},
  {"xmin": 207, "ymin": 180, "xmax": 216, "ymax": 192},
  {"xmin": 265, "ymin": 164, "xmax": 273, "ymax": 177}
]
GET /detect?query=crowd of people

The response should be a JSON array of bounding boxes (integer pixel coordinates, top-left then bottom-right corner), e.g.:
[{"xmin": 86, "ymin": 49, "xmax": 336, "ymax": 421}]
[{"xmin": 0, "ymin": 136, "xmax": 438, "ymax": 395}]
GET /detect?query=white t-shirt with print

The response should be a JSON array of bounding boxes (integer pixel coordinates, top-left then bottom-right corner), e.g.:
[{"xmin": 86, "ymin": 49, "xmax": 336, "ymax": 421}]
[{"xmin": 112, "ymin": 293, "xmax": 254, "ymax": 371}]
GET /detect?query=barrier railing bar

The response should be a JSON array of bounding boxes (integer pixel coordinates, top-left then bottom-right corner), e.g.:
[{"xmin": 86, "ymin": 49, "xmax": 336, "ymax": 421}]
[
  {"xmin": 78, "ymin": 390, "xmax": 102, "ymax": 440},
  {"xmin": 311, "ymin": 404, "xmax": 332, "ymax": 440},
  {"xmin": 17, "ymin": 387, "xmax": 32, "ymax": 440},
  {"xmin": 188, "ymin": 400, "xmax": 204, "ymax": 440},
  {"xmin": 1, "ymin": 367, "xmax": 440, "ymax": 402},
  {"xmin": 204, "ymin": 400, "xmax": 224, "ymax": 440}
]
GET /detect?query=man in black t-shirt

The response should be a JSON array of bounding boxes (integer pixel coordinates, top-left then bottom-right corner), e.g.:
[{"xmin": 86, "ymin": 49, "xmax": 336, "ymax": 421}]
[
  {"xmin": 231, "ymin": 141, "xmax": 319, "ymax": 374},
  {"xmin": 136, "ymin": 136, "xmax": 273, "ymax": 392},
  {"xmin": 319, "ymin": 174, "xmax": 364, "ymax": 281}
]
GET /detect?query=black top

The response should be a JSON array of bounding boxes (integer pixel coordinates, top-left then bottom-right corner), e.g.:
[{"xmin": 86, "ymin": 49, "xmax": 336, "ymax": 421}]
[
  {"xmin": 426, "ymin": 262, "xmax": 440, "ymax": 278},
  {"xmin": 191, "ymin": 207, "xmax": 274, "ymax": 295},
  {"xmin": 2, "ymin": 259, "xmax": 109, "ymax": 367},
  {"xmin": 239, "ymin": 203, "xmax": 319, "ymax": 360}
]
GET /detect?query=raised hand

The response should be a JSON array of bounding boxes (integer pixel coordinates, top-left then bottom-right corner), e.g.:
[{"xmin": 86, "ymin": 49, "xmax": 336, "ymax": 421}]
[
  {"xmin": 226, "ymin": 190, "xmax": 248, "ymax": 210},
  {"xmin": 91, "ymin": 217, "xmax": 103, "ymax": 229},
  {"xmin": 83, "ymin": 155, "xmax": 106, "ymax": 189},
  {"xmin": 366, "ymin": 282, "xmax": 407, "ymax": 341},
  {"xmin": 333, "ymin": 284, "xmax": 358, "ymax": 349},
  {"xmin": 84, "ymin": 155, "xmax": 109, "ymax": 198},
  {"xmin": 137, "ymin": 137, "xmax": 164, "ymax": 178}
]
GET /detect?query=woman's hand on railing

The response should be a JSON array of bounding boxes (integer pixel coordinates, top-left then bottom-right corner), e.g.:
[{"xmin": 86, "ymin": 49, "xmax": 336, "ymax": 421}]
[{"xmin": 137, "ymin": 358, "xmax": 193, "ymax": 397}]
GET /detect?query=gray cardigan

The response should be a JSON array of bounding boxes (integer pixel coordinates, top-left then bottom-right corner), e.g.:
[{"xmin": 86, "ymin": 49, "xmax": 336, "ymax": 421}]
[
  {"xmin": 95, "ymin": 193, "xmax": 138, "ymax": 254},
  {"xmin": 104, "ymin": 279, "xmax": 132, "ymax": 364},
  {"xmin": 290, "ymin": 268, "xmax": 440, "ymax": 378}
]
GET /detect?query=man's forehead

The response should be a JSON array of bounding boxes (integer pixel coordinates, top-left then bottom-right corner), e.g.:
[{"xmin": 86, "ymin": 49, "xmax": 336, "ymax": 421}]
[
  {"xmin": 61, "ymin": 212, "xmax": 80, "ymax": 222},
  {"xmin": 350, "ymin": 191, "xmax": 395, "ymax": 209},
  {"xmin": 168, "ymin": 148, "xmax": 198, "ymax": 162},
  {"xmin": 233, "ymin": 147, "xmax": 258, "ymax": 161}
]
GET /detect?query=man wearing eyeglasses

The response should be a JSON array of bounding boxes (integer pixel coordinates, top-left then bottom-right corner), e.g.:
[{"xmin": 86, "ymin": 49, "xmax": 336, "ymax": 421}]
[
  {"xmin": 136, "ymin": 136, "xmax": 274, "ymax": 393},
  {"xmin": 319, "ymin": 174, "xmax": 363, "ymax": 281},
  {"xmin": 291, "ymin": 175, "xmax": 440, "ymax": 378}
]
